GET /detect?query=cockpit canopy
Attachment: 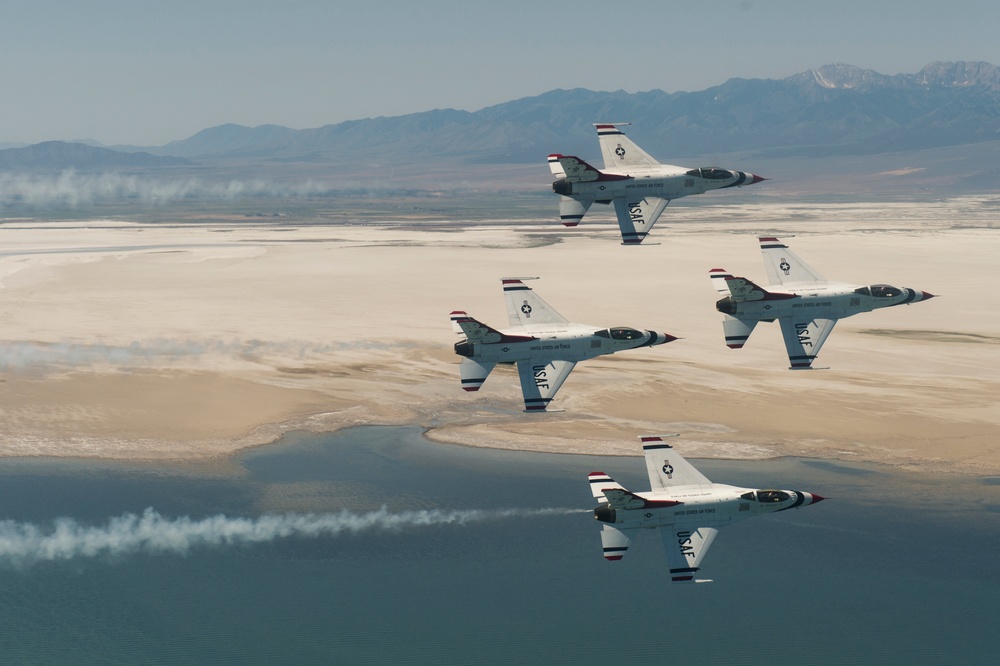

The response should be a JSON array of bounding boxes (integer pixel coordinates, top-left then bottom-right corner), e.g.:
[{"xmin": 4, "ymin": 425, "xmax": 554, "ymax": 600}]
[
  {"xmin": 686, "ymin": 167, "xmax": 734, "ymax": 180},
  {"xmin": 594, "ymin": 327, "xmax": 645, "ymax": 341},
  {"xmin": 854, "ymin": 284, "xmax": 903, "ymax": 298},
  {"xmin": 740, "ymin": 489, "xmax": 791, "ymax": 503}
]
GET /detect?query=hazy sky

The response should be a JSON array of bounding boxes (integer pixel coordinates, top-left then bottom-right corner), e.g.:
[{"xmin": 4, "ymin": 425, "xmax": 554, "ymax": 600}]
[{"xmin": 3, "ymin": 0, "xmax": 998, "ymax": 146}]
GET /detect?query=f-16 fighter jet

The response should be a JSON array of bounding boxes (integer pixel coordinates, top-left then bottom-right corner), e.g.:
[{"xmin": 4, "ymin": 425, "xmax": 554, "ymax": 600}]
[
  {"xmin": 710, "ymin": 236, "xmax": 936, "ymax": 369},
  {"xmin": 589, "ymin": 435, "xmax": 825, "ymax": 583},
  {"xmin": 547, "ymin": 123, "xmax": 765, "ymax": 245},
  {"xmin": 450, "ymin": 278, "xmax": 676, "ymax": 412}
]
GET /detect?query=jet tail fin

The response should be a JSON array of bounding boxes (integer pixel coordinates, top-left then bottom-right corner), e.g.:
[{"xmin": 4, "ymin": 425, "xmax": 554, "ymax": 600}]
[{"xmin": 595, "ymin": 123, "xmax": 661, "ymax": 170}]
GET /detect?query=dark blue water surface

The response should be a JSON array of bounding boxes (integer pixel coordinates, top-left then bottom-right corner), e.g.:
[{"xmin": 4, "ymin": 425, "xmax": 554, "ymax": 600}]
[{"xmin": 0, "ymin": 426, "xmax": 997, "ymax": 665}]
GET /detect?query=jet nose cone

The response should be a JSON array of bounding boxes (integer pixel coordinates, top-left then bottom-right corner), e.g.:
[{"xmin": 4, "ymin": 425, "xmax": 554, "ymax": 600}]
[
  {"xmin": 920, "ymin": 291, "xmax": 936, "ymax": 301},
  {"xmin": 808, "ymin": 493, "xmax": 826, "ymax": 505},
  {"xmin": 647, "ymin": 331, "xmax": 679, "ymax": 346},
  {"xmin": 749, "ymin": 174, "xmax": 767, "ymax": 185}
]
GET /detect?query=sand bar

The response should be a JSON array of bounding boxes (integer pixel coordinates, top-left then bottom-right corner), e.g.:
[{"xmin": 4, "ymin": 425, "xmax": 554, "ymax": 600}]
[{"xmin": 0, "ymin": 197, "xmax": 997, "ymax": 474}]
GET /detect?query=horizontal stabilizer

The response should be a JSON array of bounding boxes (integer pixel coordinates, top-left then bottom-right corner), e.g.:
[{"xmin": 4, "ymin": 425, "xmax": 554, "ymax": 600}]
[
  {"xmin": 450, "ymin": 312, "xmax": 536, "ymax": 344},
  {"xmin": 547, "ymin": 154, "xmax": 567, "ymax": 178},
  {"xmin": 547, "ymin": 154, "xmax": 629, "ymax": 184},
  {"xmin": 600, "ymin": 525, "xmax": 635, "ymax": 561},
  {"xmin": 450, "ymin": 312, "xmax": 504, "ymax": 342},
  {"xmin": 722, "ymin": 315, "xmax": 758, "ymax": 349},
  {"xmin": 458, "ymin": 358, "xmax": 496, "ymax": 392},
  {"xmin": 709, "ymin": 268, "xmax": 734, "ymax": 295},
  {"xmin": 557, "ymin": 195, "xmax": 592, "ymax": 226},
  {"xmin": 724, "ymin": 276, "xmax": 796, "ymax": 303},
  {"xmin": 450, "ymin": 311, "xmax": 469, "ymax": 335},
  {"xmin": 588, "ymin": 472, "xmax": 625, "ymax": 502},
  {"xmin": 603, "ymin": 488, "xmax": 682, "ymax": 510}
]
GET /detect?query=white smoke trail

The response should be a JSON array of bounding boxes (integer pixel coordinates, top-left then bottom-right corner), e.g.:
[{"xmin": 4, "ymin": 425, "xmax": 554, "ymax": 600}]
[
  {"xmin": 0, "ymin": 338, "xmax": 421, "ymax": 373},
  {"xmin": 0, "ymin": 170, "xmax": 342, "ymax": 208},
  {"xmin": 0, "ymin": 507, "xmax": 579, "ymax": 567}
]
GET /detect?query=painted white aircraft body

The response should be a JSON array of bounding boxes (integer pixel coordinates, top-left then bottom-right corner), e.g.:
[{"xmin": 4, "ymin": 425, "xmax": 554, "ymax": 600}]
[
  {"xmin": 590, "ymin": 435, "xmax": 825, "ymax": 583},
  {"xmin": 451, "ymin": 278, "xmax": 676, "ymax": 412},
  {"xmin": 710, "ymin": 236, "xmax": 936, "ymax": 369},
  {"xmin": 547, "ymin": 123, "xmax": 765, "ymax": 245}
]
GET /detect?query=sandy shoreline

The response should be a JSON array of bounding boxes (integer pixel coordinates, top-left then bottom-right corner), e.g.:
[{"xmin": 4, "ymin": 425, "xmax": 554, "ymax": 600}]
[{"xmin": 0, "ymin": 198, "xmax": 998, "ymax": 474}]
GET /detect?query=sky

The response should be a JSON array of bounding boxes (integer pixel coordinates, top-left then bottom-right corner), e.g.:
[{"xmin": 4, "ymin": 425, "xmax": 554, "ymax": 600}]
[{"xmin": 3, "ymin": 0, "xmax": 999, "ymax": 146}]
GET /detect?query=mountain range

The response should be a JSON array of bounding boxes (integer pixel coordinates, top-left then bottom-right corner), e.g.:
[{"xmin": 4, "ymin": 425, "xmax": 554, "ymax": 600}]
[{"xmin": 3, "ymin": 61, "xmax": 1000, "ymax": 176}]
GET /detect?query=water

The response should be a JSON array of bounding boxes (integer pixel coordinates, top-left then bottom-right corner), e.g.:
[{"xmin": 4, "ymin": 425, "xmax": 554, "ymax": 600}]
[{"xmin": 0, "ymin": 426, "xmax": 997, "ymax": 665}]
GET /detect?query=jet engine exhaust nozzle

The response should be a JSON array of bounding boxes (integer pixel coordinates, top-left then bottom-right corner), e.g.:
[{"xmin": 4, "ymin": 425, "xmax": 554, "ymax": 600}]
[
  {"xmin": 593, "ymin": 505, "xmax": 616, "ymax": 523},
  {"xmin": 715, "ymin": 297, "xmax": 735, "ymax": 315},
  {"xmin": 552, "ymin": 178, "xmax": 572, "ymax": 196},
  {"xmin": 454, "ymin": 340, "xmax": 473, "ymax": 358}
]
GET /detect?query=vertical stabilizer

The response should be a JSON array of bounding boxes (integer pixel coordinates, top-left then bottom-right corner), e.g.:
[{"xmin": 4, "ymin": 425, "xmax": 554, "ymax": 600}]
[{"xmin": 595, "ymin": 123, "xmax": 660, "ymax": 170}]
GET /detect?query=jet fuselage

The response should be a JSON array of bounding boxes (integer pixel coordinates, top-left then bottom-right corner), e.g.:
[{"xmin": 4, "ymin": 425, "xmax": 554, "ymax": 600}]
[
  {"xmin": 593, "ymin": 485, "xmax": 824, "ymax": 532},
  {"xmin": 716, "ymin": 281, "xmax": 934, "ymax": 323},
  {"xmin": 454, "ymin": 323, "xmax": 672, "ymax": 365},
  {"xmin": 552, "ymin": 166, "xmax": 759, "ymax": 204}
]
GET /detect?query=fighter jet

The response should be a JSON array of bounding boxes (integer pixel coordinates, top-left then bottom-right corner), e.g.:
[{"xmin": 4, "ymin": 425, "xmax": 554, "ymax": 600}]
[
  {"xmin": 710, "ymin": 236, "xmax": 936, "ymax": 369},
  {"xmin": 450, "ymin": 278, "xmax": 676, "ymax": 412},
  {"xmin": 589, "ymin": 435, "xmax": 825, "ymax": 583},
  {"xmin": 547, "ymin": 123, "xmax": 766, "ymax": 245}
]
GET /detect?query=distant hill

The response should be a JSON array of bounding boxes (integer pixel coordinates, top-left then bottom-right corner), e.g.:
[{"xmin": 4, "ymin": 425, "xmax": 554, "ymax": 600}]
[
  {"xmin": 0, "ymin": 141, "xmax": 192, "ymax": 170},
  {"xmin": 143, "ymin": 61, "xmax": 1000, "ymax": 163},
  {"xmin": 6, "ymin": 61, "xmax": 1000, "ymax": 198}
]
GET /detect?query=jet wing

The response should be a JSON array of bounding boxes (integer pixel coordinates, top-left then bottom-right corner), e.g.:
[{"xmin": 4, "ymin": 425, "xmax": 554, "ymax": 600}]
[
  {"xmin": 778, "ymin": 317, "xmax": 837, "ymax": 369},
  {"xmin": 759, "ymin": 237, "xmax": 826, "ymax": 285},
  {"xmin": 516, "ymin": 359, "xmax": 576, "ymax": 411},
  {"xmin": 613, "ymin": 197, "xmax": 669, "ymax": 245},
  {"xmin": 502, "ymin": 279, "xmax": 567, "ymax": 327},
  {"xmin": 595, "ymin": 123, "xmax": 660, "ymax": 170},
  {"xmin": 641, "ymin": 436, "xmax": 711, "ymax": 490},
  {"xmin": 662, "ymin": 526, "xmax": 718, "ymax": 583}
]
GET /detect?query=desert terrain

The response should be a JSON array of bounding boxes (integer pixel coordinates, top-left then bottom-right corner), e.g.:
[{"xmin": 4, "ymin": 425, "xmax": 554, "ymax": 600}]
[{"xmin": 0, "ymin": 195, "xmax": 997, "ymax": 473}]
